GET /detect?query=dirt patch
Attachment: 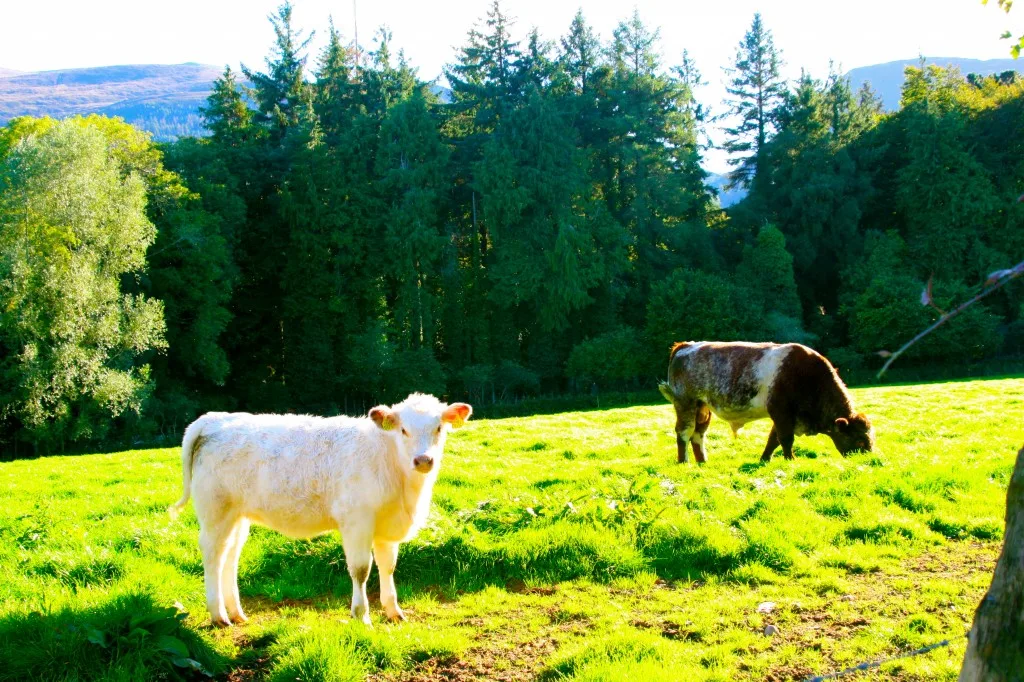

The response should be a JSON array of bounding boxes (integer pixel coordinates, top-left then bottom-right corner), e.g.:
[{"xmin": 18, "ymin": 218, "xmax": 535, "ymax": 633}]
[
  {"xmin": 762, "ymin": 663, "xmax": 815, "ymax": 681},
  {"xmin": 376, "ymin": 637, "xmax": 558, "ymax": 682},
  {"xmin": 787, "ymin": 542, "xmax": 998, "ymax": 677},
  {"xmin": 505, "ymin": 579, "xmax": 557, "ymax": 596},
  {"xmin": 631, "ymin": 617, "xmax": 703, "ymax": 642},
  {"xmin": 225, "ymin": 630, "xmax": 276, "ymax": 682},
  {"xmin": 420, "ymin": 584, "xmax": 459, "ymax": 604}
]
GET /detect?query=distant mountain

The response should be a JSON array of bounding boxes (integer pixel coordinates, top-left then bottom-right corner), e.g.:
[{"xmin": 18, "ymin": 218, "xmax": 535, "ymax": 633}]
[
  {"xmin": 846, "ymin": 57, "xmax": 1021, "ymax": 110},
  {"xmin": 0, "ymin": 63, "xmax": 221, "ymax": 140},
  {"xmin": 0, "ymin": 63, "xmax": 457, "ymax": 141},
  {"xmin": 706, "ymin": 172, "xmax": 747, "ymax": 208}
]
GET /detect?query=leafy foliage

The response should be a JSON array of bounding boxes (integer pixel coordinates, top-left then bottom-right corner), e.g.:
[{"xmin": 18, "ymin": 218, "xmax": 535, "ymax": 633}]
[{"xmin": 0, "ymin": 119, "xmax": 166, "ymax": 450}]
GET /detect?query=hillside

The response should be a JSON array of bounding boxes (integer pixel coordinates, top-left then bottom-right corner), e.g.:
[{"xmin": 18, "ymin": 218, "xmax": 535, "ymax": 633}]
[
  {"xmin": 847, "ymin": 57, "xmax": 1021, "ymax": 110},
  {"xmin": 1, "ymin": 57, "xmax": 1018, "ymax": 143},
  {"xmin": 0, "ymin": 63, "xmax": 220, "ymax": 140},
  {"xmin": 706, "ymin": 171, "xmax": 747, "ymax": 208},
  {"xmin": 0, "ymin": 377, "xmax": 1017, "ymax": 680}
]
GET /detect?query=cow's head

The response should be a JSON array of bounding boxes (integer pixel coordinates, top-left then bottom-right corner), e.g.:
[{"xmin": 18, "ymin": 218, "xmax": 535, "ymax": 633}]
[
  {"xmin": 830, "ymin": 412, "xmax": 875, "ymax": 455},
  {"xmin": 369, "ymin": 394, "xmax": 473, "ymax": 474}
]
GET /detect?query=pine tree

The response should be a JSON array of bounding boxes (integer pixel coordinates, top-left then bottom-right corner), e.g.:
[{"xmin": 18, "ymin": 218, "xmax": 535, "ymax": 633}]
[
  {"xmin": 736, "ymin": 224, "xmax": 806, "ymax": 341},
  {"xmin": 722, "ymin": 13, "xmax": 787, "ymax": 189},
  {"xmin": 242, "ymin": 1, "xmax": 314, "ymax": 140},
  {"xmin": 445, "ymin": 0, "xmax": 522, "ymax": 130},
  {"xmin": 201, "ymin": 67, "xmax": 254, "ymax": 147},
  {"xmin": 599, "ymin": 10, "xmax": 717, "ymax": 325},
  {"xmin": 315, "ymin": 18, "xmax": 357, "ymax": 145},
  {"xmin": 220, "ymin": 1, "xmax": 316, "ymax": 410},
  {"xmin": 559, "ymin": 10, "xmax": 601, "ymax": 95}
]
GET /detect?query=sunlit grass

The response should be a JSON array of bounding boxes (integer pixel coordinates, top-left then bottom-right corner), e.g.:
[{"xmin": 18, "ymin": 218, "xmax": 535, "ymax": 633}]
[{"xmin": 0, "ymin": 377, "xmax": 1019, "ymax": 680}]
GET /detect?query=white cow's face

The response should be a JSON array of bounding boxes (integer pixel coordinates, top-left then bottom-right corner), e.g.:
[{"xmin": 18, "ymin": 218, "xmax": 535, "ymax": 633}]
[{"xmin": 369, "ymin": 394, "xmax": 472, "ymax": 474}]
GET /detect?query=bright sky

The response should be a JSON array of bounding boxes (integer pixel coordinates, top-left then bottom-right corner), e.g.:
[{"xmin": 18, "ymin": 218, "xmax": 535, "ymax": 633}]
[{"xmin": 4, "ymin": 0, "xmax": 1022, "ymax": 170}]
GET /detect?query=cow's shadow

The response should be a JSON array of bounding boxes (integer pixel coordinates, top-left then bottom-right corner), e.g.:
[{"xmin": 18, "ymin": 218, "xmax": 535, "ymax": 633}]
[
  {"xmin": 736, "ymin": 447, "xmax": 823, "ymax": 472},
  {"xmin": 241, "ymin": 531, "xmax": 546, "ymax": 605},
  {"xmin": 239, "ymin": 515, "xmax": 744, "ymax": 609}
]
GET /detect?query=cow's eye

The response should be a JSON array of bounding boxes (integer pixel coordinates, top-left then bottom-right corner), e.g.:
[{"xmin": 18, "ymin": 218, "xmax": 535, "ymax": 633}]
[
  {"xmin": 401, "ymin": 428, "xmax": 409, "ymax": 437},
  {"xmin": 435, "ymin": 426, "xmax": 441, "ymax": 435}
]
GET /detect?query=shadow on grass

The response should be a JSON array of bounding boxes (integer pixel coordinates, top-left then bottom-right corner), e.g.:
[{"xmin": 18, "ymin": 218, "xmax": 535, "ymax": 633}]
[
  {"xmin": 241, "ymin": 519, "xmax": 755, "ymax": 606},
  {"xmin": 0, "ymin": 591, "xmax": 226, "ymax": 681}
]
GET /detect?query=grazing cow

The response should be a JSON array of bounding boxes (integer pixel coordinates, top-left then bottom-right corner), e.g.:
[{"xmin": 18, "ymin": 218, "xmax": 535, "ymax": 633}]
[
  {"xmin": 168, "ymin": 394, "xmax": 472, "ymax": 626},
  {"xmin": 658, "ymin": 341, "xmax": 874, "ymax": 463}
]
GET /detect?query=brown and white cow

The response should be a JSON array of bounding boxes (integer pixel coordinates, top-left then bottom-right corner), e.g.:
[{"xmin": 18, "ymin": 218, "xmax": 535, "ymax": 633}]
[{"xmin": 659, "ymin": 341, "xmax": 874, "ymax": 463}]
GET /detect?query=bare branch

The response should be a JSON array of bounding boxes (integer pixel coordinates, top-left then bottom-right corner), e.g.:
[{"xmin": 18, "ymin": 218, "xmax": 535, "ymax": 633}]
[{"xmin": 876, "ymin": 260, "xmax": 1024, "ymax": 378}]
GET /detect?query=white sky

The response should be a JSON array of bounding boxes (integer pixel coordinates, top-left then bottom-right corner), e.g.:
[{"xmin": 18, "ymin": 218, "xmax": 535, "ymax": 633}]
[{"xmin": 3, "ymin": 1, "xmax": 1022, "ymax": 171}]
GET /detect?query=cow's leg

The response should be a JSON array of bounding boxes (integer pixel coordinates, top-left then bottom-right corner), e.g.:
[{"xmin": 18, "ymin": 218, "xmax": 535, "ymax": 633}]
[
  {"xmin": 199, "ymin": 515, "xmax": 236, "ymax": 626},
  {"xmin": 690, "ymin": 403, "xmax": 712, "ymax": 464},
  {"xmin": 374, "ymin": 540, "xmax": 405, "ymax": 622},
  {"xmin": 222, "ymin": 518, "xmax": 250, "ymax": 624},
  {"xmin": 342, "ymin": 524, "xmax": 374, "ymax": 625},
  {"xmin": 761, "ymin": 427, "xmax": 780, "ymax": 462},
  {"xmin": 779, "ymin": 430, "xmax": 796, "ymax": 460},
  {"xmin": 673, "ymin": 399, "xmax": 697, "ymax": 464},
  {"xmin": 771, "ymin": 417, "xmax": 797, "ymax": 460}
]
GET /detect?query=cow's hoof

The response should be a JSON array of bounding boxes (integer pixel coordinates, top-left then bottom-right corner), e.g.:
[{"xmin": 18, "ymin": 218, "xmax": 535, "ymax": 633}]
[
  {"xmin": 229, "ymin": 612, "xmax": 248, "ymax": 624},
  {"xmin": 210, "ymin": 616, "xmax": 232, "ymax": 628},
  {"xmin": 386, "ymin": 608, "xmax": 407, "ymax": 622}
]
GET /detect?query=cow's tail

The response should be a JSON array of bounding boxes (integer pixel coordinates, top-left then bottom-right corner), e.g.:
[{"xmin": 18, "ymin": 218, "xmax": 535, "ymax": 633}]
[
  {"xmin": 168, "ymin": 418, "xmax": 205, "ymax": 520},
  {"xmin": 658, "ymin": 381, "xmax": 678, "ymax": 404}
]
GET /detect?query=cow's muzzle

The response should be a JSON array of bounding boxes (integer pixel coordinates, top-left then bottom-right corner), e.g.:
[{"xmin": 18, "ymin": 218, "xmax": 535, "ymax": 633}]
[{"xmin": 413, "ymin": 454, "xmax": 434, "ymax": 473}]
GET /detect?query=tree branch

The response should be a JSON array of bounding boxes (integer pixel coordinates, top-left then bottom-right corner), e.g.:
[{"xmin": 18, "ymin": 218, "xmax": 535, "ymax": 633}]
[{"xmin": 876, "ymin": 259, "xmax": 1024, "ymax": 379}]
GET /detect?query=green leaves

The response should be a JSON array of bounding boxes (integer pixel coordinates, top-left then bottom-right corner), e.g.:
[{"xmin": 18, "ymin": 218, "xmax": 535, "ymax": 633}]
[
  {"xmin": 77, "ymin": 603, "xmax": 213, "ymax": 678},
  {"xmin": 0, "ymin": 119, "xmax": 165, "ymax": 448}
]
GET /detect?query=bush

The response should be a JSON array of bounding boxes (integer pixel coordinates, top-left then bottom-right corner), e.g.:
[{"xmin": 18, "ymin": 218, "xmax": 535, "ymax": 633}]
[
  {"xmin": 646, "ymin": 268, "xmax": 767, "ymax": 346},
  {"xmin": 849, "ymin": 274, "xmax": 1002, "ymax": 361},
  {"xmin": 566, "ymin": 328, "xmax": 648, "ymax": 386}
]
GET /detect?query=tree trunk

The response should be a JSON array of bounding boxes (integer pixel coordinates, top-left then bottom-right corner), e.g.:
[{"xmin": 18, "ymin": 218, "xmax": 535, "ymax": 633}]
[{"xmin": 959, "ymin": 444, "xmax": 1024, "ymax": 682}]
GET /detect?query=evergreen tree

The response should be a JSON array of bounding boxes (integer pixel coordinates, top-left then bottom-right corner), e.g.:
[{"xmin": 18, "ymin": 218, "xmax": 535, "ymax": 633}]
[
  {"xmin": 722, "ymin": 13, "xmax": 786, "ymax": 189},
  {"xmin": 600, "ymin": 11, "xmax": 717, "ymax": 323},
  {"xmin": 242, "ymin": 1, "xmax": 314, "ymax": 139},
  {"xmin": 200, "ymin": 67, "xmax": 255, "ymax": 147},
  {"xmin": 737, "ymin": 224, "xmax": 802, "ymax": 320},
  {"xmin": 559, "ymin": 10, "xmax": 601, "ymax": 95}
]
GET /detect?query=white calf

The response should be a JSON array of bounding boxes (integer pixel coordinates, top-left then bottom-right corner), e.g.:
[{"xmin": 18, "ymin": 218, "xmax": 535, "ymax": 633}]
[{"xmin": 168, "ymin": 394, "xmax": 472, "ymax": 626}]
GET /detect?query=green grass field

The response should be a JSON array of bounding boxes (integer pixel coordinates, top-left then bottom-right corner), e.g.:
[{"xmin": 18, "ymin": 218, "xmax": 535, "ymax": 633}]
[{"xmin": 1, "ymin": 378, "xmax": 1020, "ymax": 681}]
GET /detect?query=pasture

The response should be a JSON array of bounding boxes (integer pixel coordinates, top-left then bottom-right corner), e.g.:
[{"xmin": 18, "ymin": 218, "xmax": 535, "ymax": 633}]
[{"xmin": 0, "ymin": 378, "xmax": 1020, "ymax": 681}]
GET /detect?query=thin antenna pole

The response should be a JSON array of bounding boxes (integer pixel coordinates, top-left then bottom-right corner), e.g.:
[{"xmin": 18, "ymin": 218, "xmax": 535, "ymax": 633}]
[{"xmin": 353, "ymin": 0, "xmax": 359, "ymax": 70}]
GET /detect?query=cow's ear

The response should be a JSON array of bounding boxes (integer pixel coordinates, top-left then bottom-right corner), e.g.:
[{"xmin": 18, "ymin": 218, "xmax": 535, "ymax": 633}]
[
  {"xmin": 442, "ymin": 403, "xmax": 472, "ymax": 428},
  {"xmin": 834, "ymin": 417, "xmax": 849, "ymax": 431},
  {"xmin": 370, "ymin": 406, "xmax": 398, "ymax": 431}
]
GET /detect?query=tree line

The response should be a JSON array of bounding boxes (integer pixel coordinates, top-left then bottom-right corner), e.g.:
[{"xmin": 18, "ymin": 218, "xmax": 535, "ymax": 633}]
[{"xmin": 0, "ymin": 2, "xmax": 1021, "ymax": 453}]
